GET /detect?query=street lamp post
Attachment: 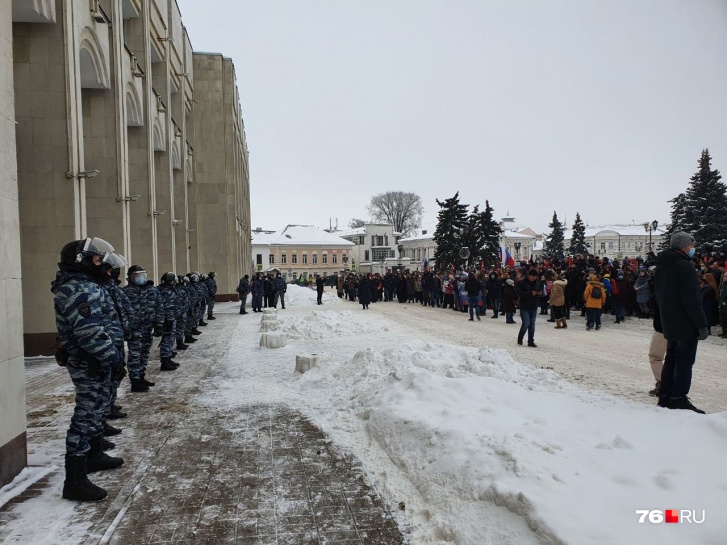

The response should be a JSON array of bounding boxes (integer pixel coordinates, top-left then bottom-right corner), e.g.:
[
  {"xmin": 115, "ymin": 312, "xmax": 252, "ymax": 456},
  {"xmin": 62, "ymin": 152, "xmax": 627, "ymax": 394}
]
[
  {"xmin": 513, "ymin": 241, "xmax": 521, "ymax": 260},
  {"xmin": 643, "ymin": 220, "xmax": 658, "ymax": 251}
]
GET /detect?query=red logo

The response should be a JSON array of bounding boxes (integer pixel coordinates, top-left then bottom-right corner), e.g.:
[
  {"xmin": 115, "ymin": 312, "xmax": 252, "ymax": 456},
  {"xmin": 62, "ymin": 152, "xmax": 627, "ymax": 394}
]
[{"xmin": 665, "ymin": 510, "xmax": 679, "ymax": 523}]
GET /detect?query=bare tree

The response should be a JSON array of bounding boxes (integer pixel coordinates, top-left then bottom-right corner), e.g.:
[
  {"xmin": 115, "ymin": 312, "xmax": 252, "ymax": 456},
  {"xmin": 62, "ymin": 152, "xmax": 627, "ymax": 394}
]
[
  {"xmin": 366, "ymin": 191, "xmax": 424, "ymax": 236},
  {"xmin": 348, "ymin": 218, "xmax": 366, "ymax": 229}
]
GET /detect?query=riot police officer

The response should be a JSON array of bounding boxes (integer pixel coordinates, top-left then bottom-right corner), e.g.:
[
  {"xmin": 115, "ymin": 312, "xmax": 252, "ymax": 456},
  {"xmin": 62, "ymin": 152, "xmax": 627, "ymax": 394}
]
[{"xmin": 53, "ymin": 238, "xmax": 126, "ymax": 502}]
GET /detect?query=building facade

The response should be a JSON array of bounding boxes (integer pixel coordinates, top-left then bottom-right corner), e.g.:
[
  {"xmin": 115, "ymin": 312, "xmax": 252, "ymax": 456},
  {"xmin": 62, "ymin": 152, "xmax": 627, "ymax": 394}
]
[
  {"xmin": 255, "ymin": 225, "xmax": 354, "ymax": 280},
  {"xmin": 1, "ymin": 0, "xmax": 26, "ymax": 489},
  {"xmin": 398, "ymin": 230, "xmax": 436, "ymax": 271},
  {"xmin": 1, "ymin": 0, "xmax": 251, "ymax": 486},
  {"xmin": 335, "ymin": 224, "xmax": 400, "ymax": 273},
  {"xmin": 563, "ymin": 225, "xmax": 666, "ymax": 260}
]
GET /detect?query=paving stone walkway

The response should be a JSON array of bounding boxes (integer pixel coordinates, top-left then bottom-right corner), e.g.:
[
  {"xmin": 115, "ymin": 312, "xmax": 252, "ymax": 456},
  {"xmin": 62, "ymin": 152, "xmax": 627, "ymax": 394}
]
[{"xmin": 0, "ymin": 313, "xmax": 407, "ymax": 545}]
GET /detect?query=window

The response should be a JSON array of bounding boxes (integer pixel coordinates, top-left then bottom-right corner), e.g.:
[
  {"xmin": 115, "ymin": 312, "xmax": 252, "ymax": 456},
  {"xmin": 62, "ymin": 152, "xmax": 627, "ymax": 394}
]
[
  {"xmin": 302, "ymin": 254, "xmax": 308, "ymax": 264},
  {"xmin": 281, "ymin": 254, "xmax": 287, "ymax": 264},
  {"xmin": 256, "ymin": 254, "xmax": 263, "ymax": 265},
  {"xmin": 372, "ymin": 248, "xmax": 389, "ymax": 261},
  {"xmin": 608, "ymin": 242, "xmax": 614, "ymax": 250},
  {"xmin": 292, "ymin": 254, "xmax": 298, "ymax": 264},
  {"xmin": 322, "ymin": 254, "xmax": 328, "ymax": 264},
  {"xmin": 357, "ymin": 235, "xmax": 365, "ymax": 245},
  {"xmin": 269, "ymin": 254, "xmax": 274, "ymax": 264},
  {"xmin": 384, "ymin": 235, "xmax": 389, "ymax": 246},
  {"xmin": 365, "ymin": 250, "xmax": 370, "ymax": 261},
  {"xmin": 332, "ymin": 254, "xmax": 338, "ymax": 264},
  {"xmin": 313, "ymin": 254, "xmax": 318, "ymax": 264},
  {"xmin": 600, "ymin": 242, "xmax": 606, "ymax": 251},
  {"xmin": 374, "ymin": 235, "xmax": 384, "ymax": 246},
  {"xmin": 417, "ymin": 248, "xmax": 421, "ymax": 260}
]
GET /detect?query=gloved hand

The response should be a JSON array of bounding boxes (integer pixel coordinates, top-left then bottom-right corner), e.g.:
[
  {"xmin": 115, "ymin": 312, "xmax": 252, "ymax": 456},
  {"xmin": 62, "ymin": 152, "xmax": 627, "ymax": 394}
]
[
  {"xmin": 697, "ymin": 328, "xmax": 709, "ymax": 341},
  {"xmin": 163, "ymin": 320, "xmax": 173, "ymax": 333},
  {"xmin": 124, "ymin": 331, "xmax": 133, "ymax": 342},
  {"xmin": 153, "ymin": 324, "xmax": 163, "ymax": 337},
  {"xmin": 112, "ymin": 364, "xmax": 127, "ymax": 382}
]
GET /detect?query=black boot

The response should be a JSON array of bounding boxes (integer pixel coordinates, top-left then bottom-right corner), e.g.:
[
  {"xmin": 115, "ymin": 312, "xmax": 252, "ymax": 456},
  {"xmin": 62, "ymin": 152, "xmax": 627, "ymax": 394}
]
[
  {"xmin": 198, "ymin": 320, "xmax": 208, "ymax": 327},
  {"xmin": 102, "ymin": 438, "xmax": 115, "ymax": 451},
  {"xmin": 140, "ymin": 373, "xmax": 155, "ymax": 387},
  {"xmin": 103, "ymin": 421, "xmax": 122, "ymax": 436},
  {"xmin": 112, "ymin": 404, "xmax": 123, "ymax": 411},
  {"xmin": 208, "ymin": 315, "xmax": 216, "ymax": 320},
  {"xmin": 191, "ymin": 329, "xmax": 202, "ymax": 335},
  {"xmin": 657, "ymin": 395, "xmax": 670, "ymax": 408},
  {"xmin": 106, "ymin": 407, "xmax": 127, "ymax": 420},
  {"xmin": 184, "ymin": 335, "xmax": 197, "ymax": 344},
  {"xmin": 176, "ymin": 339, "xmax": 189, "ymax": 350},
  {"xmin": 130, "ymin": 378, "xmax": 149, "ymax": 393},
  {"xmin": 171, "ymin": 351, "xmax": 178, "ymax": 358},
  {"xmin": 62, "ymin": 455, "xmax": 107, "ymax": 502},
  {"xmin": 668, "ymin": 396, "xmax": 705, "ymax": 414},
  {"xmin": 87, "ymin": 435, "xmax": 124, "ymax": 473},
  {"xmin": 160, "ymin": 358, "xmax": 177, "ymax": 371}
]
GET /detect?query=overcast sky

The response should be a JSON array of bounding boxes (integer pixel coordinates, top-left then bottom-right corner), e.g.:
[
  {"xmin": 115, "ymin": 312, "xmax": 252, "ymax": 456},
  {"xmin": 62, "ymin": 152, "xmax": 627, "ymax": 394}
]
[{"xmin": 177, "ymin": 0, "xmax": 727, "ymax": 234}]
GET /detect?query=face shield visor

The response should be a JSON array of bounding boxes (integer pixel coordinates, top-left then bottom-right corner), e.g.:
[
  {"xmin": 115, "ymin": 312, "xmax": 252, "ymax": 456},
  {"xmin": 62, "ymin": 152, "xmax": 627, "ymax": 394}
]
[
  {"xmin": 79, "ymin": 237, "xmax": 116, "ymax": 259},
  {"xmin": 103, "ymin": 252, "xmax": 127, "ymax": 269}
]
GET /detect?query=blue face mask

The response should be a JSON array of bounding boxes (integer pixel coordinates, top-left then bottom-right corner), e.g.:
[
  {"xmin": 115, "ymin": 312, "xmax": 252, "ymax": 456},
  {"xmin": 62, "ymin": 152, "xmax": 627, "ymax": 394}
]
[
  {"xmin": 134, "ymin": 275, "xmax": 147, "ymax": 286},
  {"xmin": 688, "ymin": 248, "xmax": 696, "ymax": 258}
]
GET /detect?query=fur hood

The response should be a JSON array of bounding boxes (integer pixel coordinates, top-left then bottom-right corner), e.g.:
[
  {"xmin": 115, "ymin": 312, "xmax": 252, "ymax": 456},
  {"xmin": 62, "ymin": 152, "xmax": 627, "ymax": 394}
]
[{"xmin": 553, "ymin": 279, "xmax": 568, "ymax": 287}]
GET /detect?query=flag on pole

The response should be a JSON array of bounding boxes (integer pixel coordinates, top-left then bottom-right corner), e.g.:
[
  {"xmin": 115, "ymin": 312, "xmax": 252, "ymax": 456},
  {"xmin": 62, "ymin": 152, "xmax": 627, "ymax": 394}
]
[{"xmin": 505, "ymin": 248, "xmax": 515, "ymax": 267}]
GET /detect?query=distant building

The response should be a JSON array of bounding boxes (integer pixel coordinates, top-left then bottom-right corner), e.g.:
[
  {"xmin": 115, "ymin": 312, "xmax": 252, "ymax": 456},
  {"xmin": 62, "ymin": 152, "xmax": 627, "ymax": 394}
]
[
  {"xmin": 398, "ymin": 230, "xmax": 436, "ymax": 271},
  {"xmin": 334, "ymin": 224, "xmax": 402, "ymax": 274},
  {"xmin": 563, "ymin": 224, "xmax": 666, "ymax": 260},
  {"xmin": 252, "ymin": 225, "xmax": 354, "ymax": 280}
]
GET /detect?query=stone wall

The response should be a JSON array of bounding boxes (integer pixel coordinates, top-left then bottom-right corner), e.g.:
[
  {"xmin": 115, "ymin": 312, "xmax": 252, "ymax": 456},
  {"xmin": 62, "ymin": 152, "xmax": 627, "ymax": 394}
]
[{"xmin": 0, "ymin": 0, "xmax": 27, "ymax": 487}]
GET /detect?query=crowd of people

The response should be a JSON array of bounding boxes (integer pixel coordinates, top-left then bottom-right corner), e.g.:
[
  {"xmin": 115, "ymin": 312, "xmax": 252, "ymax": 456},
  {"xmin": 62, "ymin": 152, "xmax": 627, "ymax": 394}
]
[{"xmin": 52, "ymin": 237, "xmax": 219, "ymax": 502}]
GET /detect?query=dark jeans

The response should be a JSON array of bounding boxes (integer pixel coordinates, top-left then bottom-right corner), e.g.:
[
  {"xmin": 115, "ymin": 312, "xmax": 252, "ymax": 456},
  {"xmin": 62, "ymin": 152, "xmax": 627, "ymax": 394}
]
[
  {"xmin": 468, "ymin": 296, "xmax": 480, "ymax": 319},
  {"xmin": 586, "ymin": 308, "xmax": 601, "ymax": 327},
  {"xmin": 317, "ymin": 290, "xmax": 323, "ymax": 305},
  {"xmin": 490, "ymin": 297, "xmax": 500, "ymax": 318},
  {"xmin": 660, "ymin": 339, "xmax": 699, "ymax": 398},
  {"xmin": 518, "ymin": 309, "xmax": 537, "ymax": 343},
  {"xmin": 505, "ymin": 312, "xmax": 515, "ymax": 323}
]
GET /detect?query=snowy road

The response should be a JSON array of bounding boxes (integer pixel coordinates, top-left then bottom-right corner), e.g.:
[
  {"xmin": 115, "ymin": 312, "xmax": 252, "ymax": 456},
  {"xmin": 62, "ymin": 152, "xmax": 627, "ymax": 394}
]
[{"xmin": 362, "ymin": 294, "xmax": 727, "ymax": 414}]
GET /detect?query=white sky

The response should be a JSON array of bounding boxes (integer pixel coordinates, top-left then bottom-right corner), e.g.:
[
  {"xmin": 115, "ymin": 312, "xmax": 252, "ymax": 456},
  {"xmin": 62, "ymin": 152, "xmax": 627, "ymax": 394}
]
[{"xmin": 177, "ymin": 0, "xmax": 727, "ymax": 234}]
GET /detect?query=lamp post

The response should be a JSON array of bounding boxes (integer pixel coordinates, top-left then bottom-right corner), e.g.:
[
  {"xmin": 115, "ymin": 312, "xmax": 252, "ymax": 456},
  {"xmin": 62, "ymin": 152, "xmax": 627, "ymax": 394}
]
[
  {"xmin": 643, "ymin": 220, "xmax": 658, "ymax": 251},
  {"xmin": 513, "ymin": 241, "xmax": 521, "ymax": 260},
  {"xmin": 342, "ymin": 255, "xmax": 349, "ymax": 271}
]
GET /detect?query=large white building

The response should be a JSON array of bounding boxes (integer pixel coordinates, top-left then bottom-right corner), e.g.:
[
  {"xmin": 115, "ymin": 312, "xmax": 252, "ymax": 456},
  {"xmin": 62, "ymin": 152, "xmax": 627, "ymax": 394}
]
[
  {"xmin": 564, "ymin": 224, "xmax": 666, "ymax": 260},
  {"xmin": 0, "ymin": 0, "xmax": 251, "ymax": 487},
  {"xmin": 335, "ymin": 224, "xmax": 401, "ymax": 274},
  {"xmin": 398, "ymin": 230, "xmax": 437, "ymax": 271}
]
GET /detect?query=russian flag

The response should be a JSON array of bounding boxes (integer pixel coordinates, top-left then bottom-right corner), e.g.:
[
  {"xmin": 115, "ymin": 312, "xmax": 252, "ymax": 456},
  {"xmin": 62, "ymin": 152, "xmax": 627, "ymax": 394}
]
[
  {"xmin": 423, "ymin": 257, "xmax": 429, "ymax": 271},
  {"xmin": 505, "ymin": 248, "xmax": 515, "ymax": 267}
]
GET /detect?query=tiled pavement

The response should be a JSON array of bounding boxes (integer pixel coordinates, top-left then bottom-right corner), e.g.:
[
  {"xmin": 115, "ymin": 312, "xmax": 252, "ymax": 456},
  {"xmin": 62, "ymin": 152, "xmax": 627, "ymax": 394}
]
[{"xmin": 0, "ymin": 315, "xmax": 407, "ymax": 545}]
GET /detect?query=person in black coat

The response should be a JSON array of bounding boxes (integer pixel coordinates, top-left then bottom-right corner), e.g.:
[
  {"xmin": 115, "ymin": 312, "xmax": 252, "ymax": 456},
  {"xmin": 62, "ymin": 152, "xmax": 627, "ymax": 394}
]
[
  {"xmin": 501, "ymin": 278, "xmax": 517, "ymax": 323},
  {"xmin": 316, "ymin": 275, "xmax": 325, "ymax": 305},
  {"xmin": 654, "ymin": 231, "xmax": 709, "ymax": 413},
  {"xmin": 485, "ymin": 273, "xmax": 502, "ymax": 318},
  {"xmin": 515, "ymin": 269, "xmax": 542, "ymax": 347},
  {"xmin": 359, "ymin": 275, "xmax": 372, "ymax": 309}
]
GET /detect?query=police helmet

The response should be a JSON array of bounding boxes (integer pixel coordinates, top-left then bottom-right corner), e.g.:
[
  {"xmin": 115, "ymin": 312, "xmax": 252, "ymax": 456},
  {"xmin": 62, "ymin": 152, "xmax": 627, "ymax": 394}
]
[
  {"xmin": 209, "ymin": 272, "xmax": 216, "ymax": 278},
  {"xmin": 59, "ymin": 237, "xmax": 127, "ymax": 276},
  {"xmin": 200, "ymin": 274, "xmax": 208, "ymax": 281},
  {"xmin": 161, "ymin": 272, "xmax": 176, "ymax": 285},
  {"xmin": 188, "ymin": 272, "xmax": 200, "ymax": 283}
]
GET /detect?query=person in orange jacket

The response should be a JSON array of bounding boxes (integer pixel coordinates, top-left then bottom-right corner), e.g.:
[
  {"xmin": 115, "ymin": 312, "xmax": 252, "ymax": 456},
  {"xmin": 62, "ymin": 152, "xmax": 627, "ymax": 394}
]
[{"xmin": 584, "ymin": 274, "xmax": 607, "ymax": 330}]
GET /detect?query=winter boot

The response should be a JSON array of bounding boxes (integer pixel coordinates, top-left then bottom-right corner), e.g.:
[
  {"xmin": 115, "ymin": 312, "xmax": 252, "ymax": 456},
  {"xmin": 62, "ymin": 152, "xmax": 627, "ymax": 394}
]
[
  {"xmin": 176, "ymin": 339, "xmax": 189, "ymax": 350},
  {"xmin": 648, "ymin": 381, "xmax": 661, "ymax": 397},
  {"xmin": 171, "ymin": 351, "xmax": 178, "ymax": 358},
  {"xmin": 62, "ymin": 455, "xmax": 107, "ymax": 502},
  {"xmin": 208, "ymin": 315, "xmax": 216, "ymax": 320},
  {"xmin": 102, "ymin": 438, "xmax": 115, "ymax": 451},
  {"xmin": 554, "ymin": 319, "xmax": 562, "ymax": 329},
  {"xmin": 184, "ymin": 335, "xmax": 197, "ymax": 344},
  {"xmin": 191, "ymin": 328, "xmax": 202, "ymax": 335},
  {"xmin": 140, "ymin": 373, "xmax": 155, "ymax": 387},
  {"xmin": 561, "ymin": 319, "xmax": 567, "ymax": 329},
  {"xmin": 106, "ymin": 407, "xmax": 127, "ymax": 420},
  {"xmin": 103, "ymin": 421, "xmax": 122, "ymax": 436},
  {"xmin": 657, "ymin": 395, "xmax": 670, "ymax": 408},
  {"xmin": 198, "ymin": 320, "xmax": 208, "ymax": 327},
  {"xmin": 86, "ymin": 435, "xmax": 124, "ymax": 473},
  {"xmin": 160, "ymin": 358, "xmax": 177, "ymax": 371},
  {"xmin": 130, "ymin": 378, "xmax": 149, "ymax": 393},
  {"xmin": 668, "ymin": 396, "xmax": 705, "ymax": 414},
  {"xmin": 112, "ymin": 404, "xmax": 123, "ymax": 411}
]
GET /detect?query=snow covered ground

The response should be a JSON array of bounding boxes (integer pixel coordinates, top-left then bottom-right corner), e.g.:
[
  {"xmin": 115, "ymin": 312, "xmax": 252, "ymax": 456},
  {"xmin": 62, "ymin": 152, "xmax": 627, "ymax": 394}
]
[
  {"xmin": 3, "ymin": 284, "xmax": 726, "ymax": 545},
  {"xmin": 213, "ymin": 285, "xmax": 727, "ymax": 545}
]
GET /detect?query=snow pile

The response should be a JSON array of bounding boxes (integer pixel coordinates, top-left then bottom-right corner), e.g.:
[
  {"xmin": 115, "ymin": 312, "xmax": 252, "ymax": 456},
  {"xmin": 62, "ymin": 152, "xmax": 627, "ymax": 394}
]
[
  {"xmin": 299, "ymin": 341, "xmax": 727, "ymax": 544},
  {"xmin": 280, "ymin": 310, "xmax": 389, "ymax": 340},
  {"xmin": 281, "ymin": 284, "xmax": 340, "ymax": 307},
  {"xmin": 0, "ymin": 466, "xmax": 55, "ymax": 509}
]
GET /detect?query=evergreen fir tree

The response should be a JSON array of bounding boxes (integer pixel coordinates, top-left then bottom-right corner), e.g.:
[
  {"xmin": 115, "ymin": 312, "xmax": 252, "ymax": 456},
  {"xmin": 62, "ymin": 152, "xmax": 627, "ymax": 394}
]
[
  {"xmin": 433, "ymin": 192, "xmax": 469, "ymax": 271},
  {"xmin": 660, "ymin": 193, "xmax": 687, "ymax": 251},
  {"xmin": 568, "ymin": 212, "xmax": 588, "ymax": 256},
  {"xmin": 464, "ymin": 205, "xmax": 485, "ymax": 270},
  {"xmin": 682, "ymin": 149, "xmax": 727, "ymax": 252},
  {"xmin": 479, "ymin": 200, "xmax": 502, "ymax": 268},
  {"xmin": 544, "ymin": 211, "xmax": 565, "ymax": 260}
]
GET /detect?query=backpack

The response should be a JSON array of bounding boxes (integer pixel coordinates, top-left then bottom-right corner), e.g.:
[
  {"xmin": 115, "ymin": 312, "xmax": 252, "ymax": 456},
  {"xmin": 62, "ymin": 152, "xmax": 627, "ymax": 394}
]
[{"xmin": 590, "ymin": 284, "xmax": 602, "ymax": 299}]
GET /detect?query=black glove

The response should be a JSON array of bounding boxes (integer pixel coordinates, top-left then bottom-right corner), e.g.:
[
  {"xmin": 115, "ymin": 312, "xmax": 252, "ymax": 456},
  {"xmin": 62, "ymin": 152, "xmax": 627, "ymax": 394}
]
[
  {"xmin": 153, "ymin": 324, "xmax": 163, "ymax": 337},
  {"xmin": 163, "ymin": 320, "xmax": 173, "ymax": 333},
  {"xmin": 112, "ymin": 364, "xmax": 127, "ymax": 382},
  {"xmin": 124, "ymin": 331, "xmax": 133, "ymax": 342},
  {"xmin": 697, "ymin": 328, "xmax": 709, "ymax": 341}
]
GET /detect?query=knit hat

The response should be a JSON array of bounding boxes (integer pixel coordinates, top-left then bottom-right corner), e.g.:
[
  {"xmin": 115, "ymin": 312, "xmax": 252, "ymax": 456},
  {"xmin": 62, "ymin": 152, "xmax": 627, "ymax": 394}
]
[
  {"xmin": 670, "ymin": 231, "xmax": 695, "ymax": 250},
  {"xmin": 527, "ymin": 269, "xmax": 538, "ymax": 276},
  {"xmin": 506, "ymin": 279, "xmax": 515, "ymax": 286}
]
